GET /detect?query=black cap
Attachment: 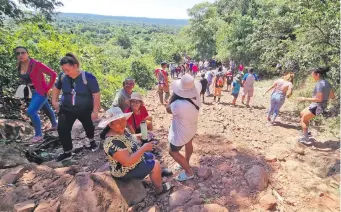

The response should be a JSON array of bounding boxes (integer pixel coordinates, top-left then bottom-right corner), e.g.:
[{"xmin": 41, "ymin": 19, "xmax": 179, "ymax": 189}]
[{"xmin": 161, "ymin": 61, "xmax": 167, "ymax": 66}]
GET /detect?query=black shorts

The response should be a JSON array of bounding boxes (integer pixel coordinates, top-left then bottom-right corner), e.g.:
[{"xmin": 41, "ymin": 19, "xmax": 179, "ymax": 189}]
[
  {"xmin": 231, "ymin": 93, "xmax": 239, "ymax": 98},
  {"xmin": 170, "ymin": 143, "xmax": 184, "ymax": 152},
  {"xmin": 116, "ymin": 152, "xmax": 155, "ymax": 181},
  {"xmin": 308, "ymin": 105, "xmax": 323, "ymax": 116}
]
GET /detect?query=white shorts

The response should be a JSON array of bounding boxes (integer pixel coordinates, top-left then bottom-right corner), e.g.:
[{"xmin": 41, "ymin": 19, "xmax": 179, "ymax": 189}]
[{"xmin": 242, "ymin": 88, "xmax": 254, "ymax": 97}]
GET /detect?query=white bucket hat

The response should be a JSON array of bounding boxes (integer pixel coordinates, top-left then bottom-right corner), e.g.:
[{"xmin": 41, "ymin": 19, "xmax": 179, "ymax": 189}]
[
  {"xmin": 126, "ymin": 92, "xmax": 144, "ymax": 105},
  {"xmin": 171, "ymin": 74, "xmax": 202, "ymax": 99},
  {"xmin": 98, "ymin": 107, "xmax": 132, "ymax": 128}
]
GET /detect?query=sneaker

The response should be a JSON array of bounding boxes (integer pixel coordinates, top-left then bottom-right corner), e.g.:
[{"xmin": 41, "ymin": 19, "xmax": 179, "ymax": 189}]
[
  {"xmin": 30, "ymin": 136, "xmax": 43, "ymax": 143},
  {"xmin": 86, "ymin": 140, "xmax": 100, "ymax": 152},
  {"xmin": 56, "ymin": 152, "xmax": 72, "ymax": 162},
  {"xmin": 297, "ymin": 137, "xmax": 312, "ymax": 145}
]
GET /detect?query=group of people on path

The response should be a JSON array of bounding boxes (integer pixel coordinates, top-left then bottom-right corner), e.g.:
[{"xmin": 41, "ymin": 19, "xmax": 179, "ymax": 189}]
[{"xmin": 13, "ymin": 46, "xmax": 335, "ymax": 195}]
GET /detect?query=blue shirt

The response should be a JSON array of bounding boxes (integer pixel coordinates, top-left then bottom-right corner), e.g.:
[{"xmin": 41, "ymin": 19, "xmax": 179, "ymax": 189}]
[
  {"xmin": 55, "ymin": 71, "xmax": 100, "ymax": 111},
  {"xmin": 232, "ymin": 80, "xmax": 241, "ymax": 94}
]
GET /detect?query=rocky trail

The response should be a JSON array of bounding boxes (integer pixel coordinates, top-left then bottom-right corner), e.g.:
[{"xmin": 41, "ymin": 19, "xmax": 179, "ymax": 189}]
[{"xmin": 0, "ymin": 78, "xmax": 339, "ymax": 212}]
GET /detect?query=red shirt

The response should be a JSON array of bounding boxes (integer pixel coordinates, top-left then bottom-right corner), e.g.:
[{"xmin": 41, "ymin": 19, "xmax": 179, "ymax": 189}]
[
  {"xmin": 25, "ymin": 59, "xmax": 57, "ymax": 96},
  {"xmin": 125, "ymin": 105, "xmax": 149, "ymax": 131},
  {"xmin": 192, "ymin": 65, "xmax": 198, "ymax": 72}
]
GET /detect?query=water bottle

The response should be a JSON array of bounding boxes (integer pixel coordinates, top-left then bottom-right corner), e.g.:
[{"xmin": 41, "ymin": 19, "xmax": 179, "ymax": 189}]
[{"xmin": 140, "ymin": 121, "xmax": 148, "ymax": 144}]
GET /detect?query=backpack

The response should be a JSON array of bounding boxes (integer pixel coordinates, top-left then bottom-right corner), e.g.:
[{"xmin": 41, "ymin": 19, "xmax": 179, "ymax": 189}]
[{"xmin": 217, "ymin": 75, "xmax": 224, "ymax": 87}]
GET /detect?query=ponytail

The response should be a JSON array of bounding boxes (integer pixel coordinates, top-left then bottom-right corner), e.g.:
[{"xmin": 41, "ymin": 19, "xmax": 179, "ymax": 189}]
[
  {"xmin": 311, "ymin": 67, "xmax": 330, "ymax": 78},
  {"xmin": 60, "ymin": 52, "xmax": 80, "ymax": 68}
]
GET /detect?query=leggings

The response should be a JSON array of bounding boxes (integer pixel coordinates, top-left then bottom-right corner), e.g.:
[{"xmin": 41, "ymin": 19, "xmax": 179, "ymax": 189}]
[
  {"xmin": 267, "ymin": 92, "xmax": 286, "ymax": 121},
  {"xmin": 26, "ymin": 92, "xmax": 57, "ymax": 136},
  {"xmin": 57, "ymin": 108, "xmax": 94, "ymax": 152}
]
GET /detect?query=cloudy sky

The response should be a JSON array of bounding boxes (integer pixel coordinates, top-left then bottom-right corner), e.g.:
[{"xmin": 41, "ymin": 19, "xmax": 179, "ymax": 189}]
[{"xmin": 57, "ymin": 0, "xmax": 215, "ymax": 19}]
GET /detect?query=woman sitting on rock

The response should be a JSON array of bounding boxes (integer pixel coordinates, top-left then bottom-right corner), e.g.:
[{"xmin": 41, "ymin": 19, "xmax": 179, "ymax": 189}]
[
  {"xmin": 99, "ymin": 107, "xmax": 171, "ymax": 195},
  {"xmin": 124, "ymin": 92, "xmax": 153, "ymax": 134}
]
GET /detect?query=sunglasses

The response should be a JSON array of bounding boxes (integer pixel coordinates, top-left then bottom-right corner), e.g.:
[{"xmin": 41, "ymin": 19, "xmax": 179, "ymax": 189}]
[
  {"xmin": 15, "ymin": 52, "xmax": 27, "ymax": 56},
  {"xmin": 131, "ymin": 100, "xmax": 142, "ymax": 104}
]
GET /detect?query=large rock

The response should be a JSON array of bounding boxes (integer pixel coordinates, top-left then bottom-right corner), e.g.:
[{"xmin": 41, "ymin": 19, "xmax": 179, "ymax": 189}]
[
  {"xmin": 0, "ymin": 119, "xmax": 33, "ymax": 140},
  {"xmin": 244, "ymin": 165, "xmax": 268, "ymax": 191},
  {"xmin": 259, "ymin": 193, "xmax": 277, "ymax": 209},
  {"xmin": 197, "ymin": 167, "xmax": 212, "ymax": 180},
  {"xmin": 142, "ymin": 205, "xmax": 161, "ymax": 212},
  {"xmin": 169, "ymin": 187, "xmax": 194, "ymax": 208},
  {"xmin": 59, "ymin": 172, "xmax": 146, "ymax": 212},
  {"xmin": 200, "ymin": 204, "xmax": 229, "ymax": 212},
  {"xmin": 34, "ymin": 199, "xmax": 60, "ymax": 212},
  {"xmin": 0, "ymin": 143, "xmax": 29, "ymax": 169},
  {"xmin": 13, "ymin": 200, "xmax": 35, "ymax": 212},
  {"xmin": 0, "ymin": 165, "xmax": 26, "ymax": 185}
]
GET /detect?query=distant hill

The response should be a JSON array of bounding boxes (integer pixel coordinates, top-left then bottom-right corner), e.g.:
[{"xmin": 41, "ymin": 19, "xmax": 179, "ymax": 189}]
[{"xmin": 57, "ymin": 13, "xmax": 189, "ymax": 26}]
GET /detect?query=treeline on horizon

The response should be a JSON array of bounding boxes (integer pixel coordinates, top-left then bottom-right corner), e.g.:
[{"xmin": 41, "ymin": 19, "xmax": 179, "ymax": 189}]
[{"xmin": 0, "ymin": 0, "xmax": 339, "ymax": 113}]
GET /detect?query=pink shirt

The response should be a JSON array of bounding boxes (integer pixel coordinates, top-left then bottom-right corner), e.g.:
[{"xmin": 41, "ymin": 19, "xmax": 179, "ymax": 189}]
[{"xmin": 273, "ymin": 79, "xmax": 293, "ymax": 95}]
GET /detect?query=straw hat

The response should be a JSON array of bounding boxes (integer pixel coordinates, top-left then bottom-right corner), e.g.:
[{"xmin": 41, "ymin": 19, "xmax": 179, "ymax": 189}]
[
  {"xmin": 98, "ymin": 107, "xmax": 132, "ymax": 128},
  {"xmin": 171, "ymin": 74, "xmax": 202, "ymax": 99},
  {"xmin": 126, "ymin": 92, "xmax": 144, "ymax": 105}
]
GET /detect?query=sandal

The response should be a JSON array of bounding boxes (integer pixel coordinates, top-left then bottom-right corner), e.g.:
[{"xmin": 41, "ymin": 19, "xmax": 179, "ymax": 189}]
[
  {"xmin": 156, "ymin": 182, "xmax": 173, "ymax": 196},
  {"xmin": 297, "ymin": 137, "xmax": 312, "ymax": 145},
  {"xmin": 175, "ymin": 171, "xmax": 194, "ymax": 182}
]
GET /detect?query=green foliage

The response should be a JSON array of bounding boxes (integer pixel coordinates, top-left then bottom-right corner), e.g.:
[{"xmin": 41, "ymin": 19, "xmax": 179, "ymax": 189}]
[{"xmin": 130, "ymin": 55, "xmax": 155, "ymax": 90}]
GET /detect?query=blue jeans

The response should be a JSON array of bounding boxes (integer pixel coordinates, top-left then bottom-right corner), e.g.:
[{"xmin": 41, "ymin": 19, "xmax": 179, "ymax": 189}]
[
  {"xmin": 27, "ymin": 92, "xmax": 57, "ymax": 136},
  {"xmin": 267, "ymin": 92, "xmax": 286, "ymax": 122},
  {"xmin": 206, "ymin": 81, "xmax": 212, "ymax": 94}
]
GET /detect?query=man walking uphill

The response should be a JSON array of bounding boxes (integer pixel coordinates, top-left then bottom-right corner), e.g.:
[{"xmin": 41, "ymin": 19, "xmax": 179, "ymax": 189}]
[{"xmin": 155, "ymin": 61, "xmax": 170, "ymax": 105}]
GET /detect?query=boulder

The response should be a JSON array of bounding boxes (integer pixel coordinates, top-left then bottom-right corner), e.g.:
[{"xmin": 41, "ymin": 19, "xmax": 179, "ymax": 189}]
[
  {"xmin": 244, "ymin": 165, "xmax": 268, "ymax": 191},
  {"xmin": 197, "ymin": 167, "xmax": 212, "ymax": 180},
  {"xmin": 187, "ymin": 205, "xmax": 201, "ymax": 212},
  {"xmin": 259, "ymin": 193, "xmax": 277, "ymax": 210},
  {"xmin": 0, "ymin": 119, "xmax": 33, "ymax": 140},
  {"xmin": 0, "ymin": 165, "xmax": 26, "ymax": 185},
  {"xmin": 200, "ymin": 204, "xmax": 229, "ymax": 212},
  {"xmin": 13, "ymin": 200, "xmax": 35, "ymax": 212},
  {"xmin": 0, "ymin": 143, "xmax": 29, "ymax": 169},
  {"xmin": 169, "ymin": 187, "xmax": 194, "ymax": 208},
  {"xmin": 142, "ymin": 205, "xmax": 161, "ymax": 212},
  {"xmin": 34, "ymin": 199, "xmax": 60, "ymax": 212}
]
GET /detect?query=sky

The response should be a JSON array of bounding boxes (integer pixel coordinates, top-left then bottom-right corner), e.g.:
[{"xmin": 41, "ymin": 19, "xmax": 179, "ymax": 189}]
[{"xmin": 57, "ymin": 0, "xmax": 215, "ymax": 19}]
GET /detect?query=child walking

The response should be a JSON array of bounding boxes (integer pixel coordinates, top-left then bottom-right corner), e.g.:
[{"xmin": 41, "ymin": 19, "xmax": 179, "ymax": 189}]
[
  {"xmin": 200, "ymin": 73, "xmax": 208, "ymax": 103},
  {"xmin": 231, "ymin": 74, "xmax": 243, "ymax": 105}
]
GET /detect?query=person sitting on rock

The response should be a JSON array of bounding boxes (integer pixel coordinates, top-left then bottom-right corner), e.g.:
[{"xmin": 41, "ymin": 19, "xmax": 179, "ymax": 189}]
[
  {"xmin": 99, "ymin": 107, "xmax": 172, "ymax": 195},
  {"xmin": 124, "ymin": 92, "xmax": 153, "ymax": 135},
  {"xmin": 100, "ymin": 78, "xmax": 135, "ymax": 140},
  {"xmin": 166, "ymin": 74, "xmax": 201, "ymax": 181},
  {"xmin": 14, "ymin": 46, "xmax": 58, "ymax": 143},
  {"xmin": 52, "ymin": 53, "xmax": 101, "ymax": 161}
]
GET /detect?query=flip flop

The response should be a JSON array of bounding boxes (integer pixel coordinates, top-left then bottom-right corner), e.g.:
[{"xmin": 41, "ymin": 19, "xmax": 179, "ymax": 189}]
[
  {"xmin": 156, "ymin": 182, "xmax": 173, "ymax": 196},
  {"xmin": 175, "ymin": 171, "xmax": 194, "ymax": 182}
]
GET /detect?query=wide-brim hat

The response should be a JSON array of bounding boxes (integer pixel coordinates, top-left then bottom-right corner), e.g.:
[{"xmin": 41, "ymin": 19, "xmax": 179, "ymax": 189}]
[
  {"xmin": 98, "ymin": 107, "xmax": 132, "ymax": 128},
  {"xmin": 126, "ymin": 92, "xmax": 144, "ymax": 105},
  {"xmin": 171, "ymin": 74, "xmax": 202, "ymax": 99}
]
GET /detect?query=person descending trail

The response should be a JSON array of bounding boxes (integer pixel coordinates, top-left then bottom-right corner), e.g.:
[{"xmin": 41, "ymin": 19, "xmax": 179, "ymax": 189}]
[
  {"xmin": 166, "ymin": 74, "xmax": 201, "ymax": 181},
  {"xmin": 231, "ymin": 74, "xmax": 243, "ymax": 105},
  {"xmin": 205, "ymin": 68, "xmax": 214, "ymax": 96},
  {"xmin": 200, "ymin": 73, "xmax": 208, "ymax": 103},
  {"xmin": 296, "ymin": 67, "xmax": 335, "ymax": 145},
  {"xmin": 155, "ymin": 61, "xmax": 170, "ymax": 105},
  {"xmin": 225, "ymin": 69, "xmax": 233, "ymax": 92},
  {"xmin": 213, "ymin": 67, "xmax": 225, "ymax": 103},
  {"xmin": 14, "ymin": 46, "xmax": 58, "ymax": 143},
  {"xmin": 52, "ymin": 53, "xmax": 101, "ymax": 161},
  {"xmin": 241, "ymin": 68, "xmax": 257, "ymax": 106},
  {"xmin": 263, "ymin": 72, "xmax": 294, "ymax": 125}
]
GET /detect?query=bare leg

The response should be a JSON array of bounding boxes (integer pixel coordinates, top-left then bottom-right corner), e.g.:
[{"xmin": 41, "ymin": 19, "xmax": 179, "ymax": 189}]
[
  {"xmin": 185, "ymin": 140, "xmax": 193, "ymax": 164},
  {"xmin": 169, "ymin": 149, "xmax": 193, "ymax": 176},
  {"xmin": 300, "ymin": 108, "xmax": 315, "ymax": 139},
  {"xmin": 149, "ymin": 160, "xmax": 163, "ymax": 193}
]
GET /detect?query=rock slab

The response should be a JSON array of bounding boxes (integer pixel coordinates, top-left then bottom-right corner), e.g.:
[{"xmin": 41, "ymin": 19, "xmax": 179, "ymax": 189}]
[
  {"xmin": 244, "ymin": 165, "xmax": 268, "ymax": 191},
  {"xmin": 197, "ymin": 167, "xmax": 212, "ymax": 180},
  {"xmin": 259, "ymin": 193, "xmax": 277, "ymax": 209},
  {"xmin": 13, "ymin": 200, "xmax": 35, "ymax": 212},
  {"xmin": 169, "ymin": 187, "xmax": 193, "ymax": 208},
  {"xmin": 201, "ymin": 204, "xmax": 229, "ymax": 212}
]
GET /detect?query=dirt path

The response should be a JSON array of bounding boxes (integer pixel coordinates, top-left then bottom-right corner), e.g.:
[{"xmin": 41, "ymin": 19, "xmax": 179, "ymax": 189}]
[{"xmin": 142, "ymin": 77, "xmax": 340, "ymax": 211}]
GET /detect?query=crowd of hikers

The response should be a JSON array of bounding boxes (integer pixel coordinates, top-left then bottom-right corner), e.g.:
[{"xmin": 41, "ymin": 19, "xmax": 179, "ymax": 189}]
[{"xmin": 13, "ymin": 46, "xmax": 335, "ymax": 195}]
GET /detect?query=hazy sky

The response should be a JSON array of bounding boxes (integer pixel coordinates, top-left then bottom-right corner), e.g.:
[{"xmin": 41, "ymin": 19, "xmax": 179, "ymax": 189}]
[{"xmin": 58, "ymin": 0, "xmax": 215, "ymax": 19}]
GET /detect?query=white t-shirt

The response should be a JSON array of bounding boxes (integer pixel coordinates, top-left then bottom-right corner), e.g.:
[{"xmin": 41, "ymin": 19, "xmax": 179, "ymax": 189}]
[{"xmin": 168, "ymin": 100, "xmax": 200, "ymax": 146}]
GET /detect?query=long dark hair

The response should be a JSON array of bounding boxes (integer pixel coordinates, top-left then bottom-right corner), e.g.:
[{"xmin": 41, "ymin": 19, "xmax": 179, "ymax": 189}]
[
  {"xmin": 311, "ymin": 67, "xmax": 330, "ymax": 78},
  {"xmin": 60, "ymin": 53, "xmax": 80, "ymax": 67},
  {"xmin": 14, "ymin": 46, "xmax": 29, "ymax": 53}
]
